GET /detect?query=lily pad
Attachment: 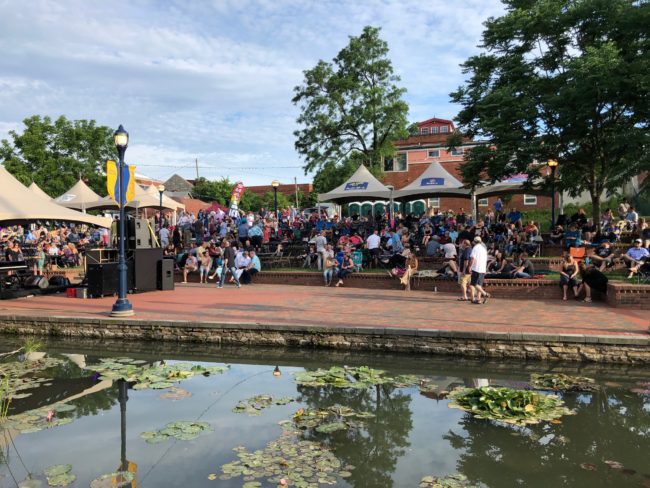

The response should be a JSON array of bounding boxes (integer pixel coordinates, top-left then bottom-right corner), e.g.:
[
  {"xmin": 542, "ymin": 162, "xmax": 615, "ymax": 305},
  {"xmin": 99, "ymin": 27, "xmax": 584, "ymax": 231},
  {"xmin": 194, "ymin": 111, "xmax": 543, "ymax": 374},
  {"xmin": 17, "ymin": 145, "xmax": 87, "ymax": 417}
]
[
  {"xmin": 419, "ymin": 473, "xmax": 478, "ymax": 487},
  {"xmin": 530, "ymin": 373, "xmax": 599, "ymax": 392},
  {"xmin": 447, "ymin": 386, "xmax": 575, "ymax": 426},
  {"xmin": 140, "ymin": 420, "xmax": 212, "ymax": 443},
  {"xmin": 43, "ymin": 465, "xmax": 72, "ymax": 477},
  {"xmin": 90, "ymin": 471, "xmax": 134, "ymax": 488},
  {"xmin": 233, "ymin": 394, "xmax": 295, "ymax": 416},
  {"xmin": 159, "ymin": 387, "xmax": 192, "ymax": 401},
  {"xmin": 315, "ymin": 422, "xmax": 347, "ymax": 433},
  {"xmin": 18, "ymin": 479, "xmax": 44, "ymax": 488}
]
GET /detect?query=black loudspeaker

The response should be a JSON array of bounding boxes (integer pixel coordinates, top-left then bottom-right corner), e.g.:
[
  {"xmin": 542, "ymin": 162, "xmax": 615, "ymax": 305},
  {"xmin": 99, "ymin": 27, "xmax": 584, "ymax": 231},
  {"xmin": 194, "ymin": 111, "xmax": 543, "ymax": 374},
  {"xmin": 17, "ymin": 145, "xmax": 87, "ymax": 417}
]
[
  {"xmin": 87, "ymin": 263, "xmax": 119, "ymax": 297},
  {"xmin": 24, "ymin": 275, "xmax": 49, "ymax": 289},
  {"xmin": 131, "ymin": 248, "xmax": 162, "ymax": 292},
  {"xmin": 127, "ymin": 218, "xmax": 154, "ymax": 249},
  {"xmin": 86, "ymin": 248, "xmax": 118, "ymax": 265},
  {"xmin": 157, "ymin": 258, "xmax": 175, "ymax": 291}
]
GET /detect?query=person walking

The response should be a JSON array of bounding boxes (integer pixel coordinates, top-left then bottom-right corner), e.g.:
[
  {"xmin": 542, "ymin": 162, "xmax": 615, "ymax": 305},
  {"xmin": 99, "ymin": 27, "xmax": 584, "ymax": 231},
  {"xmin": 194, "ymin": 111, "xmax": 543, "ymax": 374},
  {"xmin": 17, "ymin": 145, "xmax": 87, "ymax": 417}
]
[
  {"xmin": 218, "ymin": 240, "xmax": 241, "ymax": 289},
  {"xmin": 468, "ymin": 236, "xmax": 489, "ymax": 304},
  {"xmin": 457, "ymin": 239, "xmax": 472, "ymax": 301}
]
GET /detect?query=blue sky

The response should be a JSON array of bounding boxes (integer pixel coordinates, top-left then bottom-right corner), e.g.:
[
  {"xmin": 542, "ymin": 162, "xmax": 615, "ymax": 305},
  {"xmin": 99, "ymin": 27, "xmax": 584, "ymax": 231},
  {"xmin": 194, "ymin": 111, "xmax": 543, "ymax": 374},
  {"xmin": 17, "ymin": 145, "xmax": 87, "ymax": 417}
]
[{"xmin": 0, "ymin": 0, "xmax": 504, "ymax": 186}]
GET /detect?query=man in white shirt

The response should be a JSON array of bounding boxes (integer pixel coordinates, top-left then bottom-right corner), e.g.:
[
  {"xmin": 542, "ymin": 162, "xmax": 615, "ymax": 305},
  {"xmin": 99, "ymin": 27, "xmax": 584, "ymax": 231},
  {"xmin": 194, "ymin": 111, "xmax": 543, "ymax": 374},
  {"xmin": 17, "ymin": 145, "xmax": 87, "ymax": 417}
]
[
  {"xmin": 366, "ymin": 229, "xmax": 381, "ymax": 267},
  {"xmin": 468, "ymin": 236, "xmax": 489, "ymax": 304}
]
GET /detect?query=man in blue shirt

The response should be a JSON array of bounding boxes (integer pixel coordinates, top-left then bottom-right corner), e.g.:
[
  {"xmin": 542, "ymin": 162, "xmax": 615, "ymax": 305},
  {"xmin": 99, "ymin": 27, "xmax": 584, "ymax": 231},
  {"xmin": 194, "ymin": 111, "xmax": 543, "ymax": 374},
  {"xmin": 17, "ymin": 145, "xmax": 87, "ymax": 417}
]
[
  {"xmin": 493, "ymin": 198, "xmax": 503, "ymax": 215},
  {"xmin": 237, "ymin": 220, "xmax": 249, "ymax": 247},
  {"xmin": 507, "ymin": 207, "xmax": 521, "ymax": 224},
  {"xmin": 623, "ymin": 239, "xmax": 649, "ymax": 278}
]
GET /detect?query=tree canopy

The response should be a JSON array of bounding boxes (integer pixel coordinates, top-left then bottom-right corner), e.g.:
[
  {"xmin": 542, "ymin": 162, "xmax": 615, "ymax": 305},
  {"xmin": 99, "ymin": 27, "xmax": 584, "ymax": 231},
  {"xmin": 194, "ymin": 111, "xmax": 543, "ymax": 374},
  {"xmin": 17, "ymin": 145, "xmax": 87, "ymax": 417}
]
[
  {"xmin": 191, "ymin": 177, "xmax": 261, "ymax": 212},
  {"xmin": 0, "ymin": 115, "xmax": 115, "ymax": 197},
  {"xmin": 450, "ymin": 0, "xmax": 650, "ymax": 223},
  {"xmin": 293, "ymin": 26, "xmax": 409, "ymax": 176}
]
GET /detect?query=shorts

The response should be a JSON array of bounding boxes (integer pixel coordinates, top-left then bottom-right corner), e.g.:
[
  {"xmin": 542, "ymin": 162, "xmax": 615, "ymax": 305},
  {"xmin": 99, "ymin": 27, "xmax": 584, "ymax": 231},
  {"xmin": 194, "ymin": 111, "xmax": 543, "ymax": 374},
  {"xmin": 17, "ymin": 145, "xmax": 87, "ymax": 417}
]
[
  {"xmin": 199, "ymin": 266, "xmax": 209, "ymax": 276},
  {"xmin": 458, "ymin": 273, "xmax": 471, "ymax": 287},
  {"xmin": 470, "ymin": 271, "xmax": 485, "ymax": 287}
]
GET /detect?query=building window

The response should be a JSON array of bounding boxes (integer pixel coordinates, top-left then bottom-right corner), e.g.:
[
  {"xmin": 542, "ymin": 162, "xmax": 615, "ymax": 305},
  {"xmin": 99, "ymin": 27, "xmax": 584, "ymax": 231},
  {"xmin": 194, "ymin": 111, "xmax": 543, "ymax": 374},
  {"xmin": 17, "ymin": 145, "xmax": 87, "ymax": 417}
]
[
  {"xmin": 451, "ymin": 148, "xmax": 464, "ymax": 156},
  {"xmin": 431, "ymin": 126, "xmax": 439, "ymax": 134},
  {"xmin": 440, "ymin": 125, "xmax": 449, "ymax": 133},
  {"xmin": 478, "ymin": 198, "xmax": 488, "ymax": 207},
  {"xmin": 428, "ymin": 197, "xmax": 440, "ymax": 208},
  {"xmin": 428, "ymin": 150, "xmax": 440, "ymax": 158},
  {"xmin": 421, "ymin": 127, "xmax": 429, "ymax": 135},
  {"xmin": 524, "ymin": 194, "xmax": 537, "ymax": 205},
  {"xmin": 384, "ymin": 153, "xmax": 407, "ymax": 172}
]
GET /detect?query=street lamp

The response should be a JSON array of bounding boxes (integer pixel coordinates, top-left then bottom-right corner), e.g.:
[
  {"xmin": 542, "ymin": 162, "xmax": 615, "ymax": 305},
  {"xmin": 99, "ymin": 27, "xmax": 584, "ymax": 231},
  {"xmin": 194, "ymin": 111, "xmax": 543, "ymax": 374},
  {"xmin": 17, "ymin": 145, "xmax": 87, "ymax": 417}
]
[
  {"xmin": 111, "ymin": 124, "xmax": 134, "ymax": 317},
  {"xmin": 271, "ymin": 180, "xmax": 280, "ymax": 217},
  {"xmin": 158, "ymin": 184, "xmax": 165, "ymax": 236},
  {"xmin": 547, "ymin": 159, "xmax": 559, "ymax": 229}
]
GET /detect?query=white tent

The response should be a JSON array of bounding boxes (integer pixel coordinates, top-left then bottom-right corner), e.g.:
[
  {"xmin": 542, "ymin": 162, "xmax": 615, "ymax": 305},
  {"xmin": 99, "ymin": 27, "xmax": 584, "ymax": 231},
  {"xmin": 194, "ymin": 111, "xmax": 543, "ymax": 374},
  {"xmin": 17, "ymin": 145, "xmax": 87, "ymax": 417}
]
[
  {"xmin": 317, "ymin": 165, "xmax": 392, "ymax": 204},
  {"xmin": 54, "ymin": 179, "xmax": 103, "ymax": 211},
  {"xmin": 0, "ymin": 166, "xmax": 111, "ymax": 227},
  {"xmin": 28, "ymin": 182, "xmax": 52, "ymax": 201},
  {"xmin": 474, "ymin": 173, "xmax": 544, "ymax": 198},
  {"xmin": 84, "ymin": 185, "xmax": 182, "ymax": 211},
  {"xmin": 143, "ymin": 185, "xmax": 185, "ymax": 211},
  {"xmin": 393, "ymin": 162, "xmax": 471, "ymax": 201}
]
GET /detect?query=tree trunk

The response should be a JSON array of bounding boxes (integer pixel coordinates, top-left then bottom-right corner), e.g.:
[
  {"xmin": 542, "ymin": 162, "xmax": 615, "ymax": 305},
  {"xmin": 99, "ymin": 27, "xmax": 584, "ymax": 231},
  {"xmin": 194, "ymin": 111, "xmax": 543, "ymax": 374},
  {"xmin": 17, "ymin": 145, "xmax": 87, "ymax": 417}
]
[{"xmin": 591, "ymin": 193, "xmax": 601, "ymax": 231}]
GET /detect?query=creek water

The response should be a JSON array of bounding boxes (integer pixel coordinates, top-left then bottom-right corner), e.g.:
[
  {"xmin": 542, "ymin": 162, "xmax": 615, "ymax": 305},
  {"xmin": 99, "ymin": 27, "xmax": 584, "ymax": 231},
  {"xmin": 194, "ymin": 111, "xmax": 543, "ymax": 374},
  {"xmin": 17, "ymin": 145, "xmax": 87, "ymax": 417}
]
[{"xmin": 1, "ymin": 337, "xmax": 649, "ymax": 488}]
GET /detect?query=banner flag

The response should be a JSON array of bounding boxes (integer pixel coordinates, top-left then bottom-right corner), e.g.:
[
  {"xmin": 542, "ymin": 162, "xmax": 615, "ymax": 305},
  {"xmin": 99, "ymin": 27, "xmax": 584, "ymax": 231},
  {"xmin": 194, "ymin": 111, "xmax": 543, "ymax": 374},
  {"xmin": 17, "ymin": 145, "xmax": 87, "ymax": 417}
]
[
  {"xmin": 228, "ymin": 181, "xmax": 245, "ymax": 218},
  {"xmin": 107, "ymin": 160, "xmax": 136, "ymax": 208}
]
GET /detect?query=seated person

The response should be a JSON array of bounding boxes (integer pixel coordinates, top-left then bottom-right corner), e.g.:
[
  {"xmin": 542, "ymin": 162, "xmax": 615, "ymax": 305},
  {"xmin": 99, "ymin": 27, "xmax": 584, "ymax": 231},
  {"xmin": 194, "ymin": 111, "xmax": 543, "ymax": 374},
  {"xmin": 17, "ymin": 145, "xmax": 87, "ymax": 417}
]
[
  {"xmin": 182, "ymin": 254, "xmax": 198, "ymax": 283},
  {"xmin": 622, "ymin": 239, "xmax": 649, "ymax": 278},
  {"xmin": 512, "ymin": 252, "xmax": 534, "ymax": 278},
  {"xmin": 335, "ymin": 251, "xmax": 355, "ymax": 287},
  {"xmin": 589, "ymin": 241, "xmax": 616, "ymax": 272},
  {"xmin": 578, "ymin": 261, "xmax": 608, "ymax": 303},
  {"xmin": 241, "ymin": 250, "xmax": 261, "ymax": 284},
  {"xmin": 442, "ymin": 242, "xmax": 458, "ymax": 274},
  {"xmin": 549, "ymin": 225, "xmax": 564, "ymax": 245},
  {"xmin": 563, "ymin": 224, "xmax": 582, "ymax": 248},
  {"xmin": 388, "ymin": 248, "xmax": 419, "ymax": 290},
  {"xmin": 426, "ymin": 235, "xmax": 441, "ymax": 256}
]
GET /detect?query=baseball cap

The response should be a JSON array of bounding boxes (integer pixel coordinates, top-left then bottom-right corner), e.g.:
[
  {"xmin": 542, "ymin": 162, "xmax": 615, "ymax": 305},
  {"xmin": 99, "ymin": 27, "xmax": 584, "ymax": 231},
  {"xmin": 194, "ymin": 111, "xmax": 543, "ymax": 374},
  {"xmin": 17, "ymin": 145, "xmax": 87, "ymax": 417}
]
[
  {"xmin": 635, "ymin": 238, "xmax": 643, "ymax": 243},
  {"xmin": 473, "ymin": 236, "xmax": 482, "ymax": 243}
]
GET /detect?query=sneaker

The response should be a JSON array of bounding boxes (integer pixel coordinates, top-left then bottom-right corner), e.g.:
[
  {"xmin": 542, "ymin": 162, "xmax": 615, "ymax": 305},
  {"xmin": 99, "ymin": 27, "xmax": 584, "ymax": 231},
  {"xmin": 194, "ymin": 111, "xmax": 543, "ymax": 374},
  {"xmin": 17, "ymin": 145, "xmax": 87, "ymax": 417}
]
[
  {"xmin": 217, "ymin": 285, "xmax": 223, "ymax": 289},
  {"xmin": 236, "ymin": 284, "xmax": 241, "ymax": 288}
]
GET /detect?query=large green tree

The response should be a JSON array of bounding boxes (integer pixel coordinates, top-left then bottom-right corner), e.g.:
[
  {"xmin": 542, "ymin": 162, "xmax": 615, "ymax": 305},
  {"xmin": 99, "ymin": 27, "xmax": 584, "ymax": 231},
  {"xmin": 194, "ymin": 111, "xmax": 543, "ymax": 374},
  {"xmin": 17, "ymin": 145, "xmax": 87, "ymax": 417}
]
[
  {"xmin": 293, "ymin": 26, "xmax": 409, "ymax": 176},
  {"xmin": 191, "ymin": 177, "xmax": 260, "ymax": 211},
  {"xmin": 0, "ymin": 115, "xmax": 115, "ymax": 197},
  {"xmin": 450, "ymin": 0, "xmax": 650, "ymax": 224}
]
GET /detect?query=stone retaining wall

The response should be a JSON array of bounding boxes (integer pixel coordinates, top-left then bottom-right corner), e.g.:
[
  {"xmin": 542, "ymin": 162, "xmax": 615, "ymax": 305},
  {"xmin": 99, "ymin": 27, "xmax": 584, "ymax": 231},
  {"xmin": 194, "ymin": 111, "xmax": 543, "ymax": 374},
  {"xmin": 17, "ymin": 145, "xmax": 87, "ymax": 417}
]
[{"xmin": 1, "ymin": 315, "xmax": 648, "ymax": 364}]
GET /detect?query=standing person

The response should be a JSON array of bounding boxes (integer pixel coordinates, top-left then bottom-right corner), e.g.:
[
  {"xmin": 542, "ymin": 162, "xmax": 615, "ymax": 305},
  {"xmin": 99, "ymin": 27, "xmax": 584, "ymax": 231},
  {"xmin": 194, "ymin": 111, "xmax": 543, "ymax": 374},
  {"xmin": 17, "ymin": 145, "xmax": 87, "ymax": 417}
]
[
  {"xmin": 366, "ymin": 229, "xmax": 381, "ymax": 267},
  {"xmin": 198, "ymin": 251, "xmax": 212, "ymax": 284},
  {"xmin": 218, "ymin": 240, "xmax": 241, "ymax": 288},
  {"xmin": 457, "ymin": 239, "xmax": 472, "ymax": 301},
  {"xmin": 468, "ymin": 236, "xmax": 489, "ymax": 304},
  {"xmin": 493, "ymin": 197, "xmax": 503, "ymax": 216},
  {"xmin": 159, "ymin": 225, "xmax": 170, "ymax": 249},
  {"xmin": 314, "ymin": 231, "xmax": 327, "ymax": 271}
]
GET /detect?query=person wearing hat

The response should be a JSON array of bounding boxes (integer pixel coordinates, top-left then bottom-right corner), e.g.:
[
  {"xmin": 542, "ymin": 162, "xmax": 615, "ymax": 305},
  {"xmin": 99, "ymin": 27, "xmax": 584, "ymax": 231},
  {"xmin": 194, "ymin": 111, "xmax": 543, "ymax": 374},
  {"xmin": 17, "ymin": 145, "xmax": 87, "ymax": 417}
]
[
  {"xmin": 468, "ymin": 236, "xmax": 490, "ymax": 304},
  {"xmin": 622, "ymin": 238, "xmax": 649, "ymax": 278}
]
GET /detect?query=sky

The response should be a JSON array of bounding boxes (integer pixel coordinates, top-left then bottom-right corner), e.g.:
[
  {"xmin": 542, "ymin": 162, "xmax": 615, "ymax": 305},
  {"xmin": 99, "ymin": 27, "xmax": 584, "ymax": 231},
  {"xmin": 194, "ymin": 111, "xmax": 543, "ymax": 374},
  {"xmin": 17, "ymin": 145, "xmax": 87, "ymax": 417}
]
[{"xmin": 0, "ymin": 0, "xmax": 505, "ymax": 186}]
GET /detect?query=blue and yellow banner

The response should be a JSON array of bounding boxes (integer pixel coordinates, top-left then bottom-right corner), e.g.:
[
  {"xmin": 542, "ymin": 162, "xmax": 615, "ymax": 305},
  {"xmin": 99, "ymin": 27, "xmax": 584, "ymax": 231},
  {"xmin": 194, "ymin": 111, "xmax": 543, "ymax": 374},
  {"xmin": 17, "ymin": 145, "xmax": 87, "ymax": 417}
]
[{"xmin": 107, "ymin": 160, "xmax": 136, "ymax": 208}]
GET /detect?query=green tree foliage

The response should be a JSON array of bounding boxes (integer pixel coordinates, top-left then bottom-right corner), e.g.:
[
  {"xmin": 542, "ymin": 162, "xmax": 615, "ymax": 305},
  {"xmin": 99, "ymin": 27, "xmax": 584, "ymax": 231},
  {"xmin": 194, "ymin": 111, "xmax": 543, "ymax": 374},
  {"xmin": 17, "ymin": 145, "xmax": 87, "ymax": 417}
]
[
  {"xmin": 0, "ymin": 115, "xmax": 115, "ymax": 197},
  {"xmin": 292, "ymin": 26, "xmax": 409, "ymax": 175},
  {"xmin": 450, "ymin": 0, "xmax": 650, "ymax": 224},
  {"xmin": 260, "ymin": 190, "xmax": 291, "ymax": 211},
  {"xmin": 191, "ymin": 177, "xmax": 261, "ymax": 212}
]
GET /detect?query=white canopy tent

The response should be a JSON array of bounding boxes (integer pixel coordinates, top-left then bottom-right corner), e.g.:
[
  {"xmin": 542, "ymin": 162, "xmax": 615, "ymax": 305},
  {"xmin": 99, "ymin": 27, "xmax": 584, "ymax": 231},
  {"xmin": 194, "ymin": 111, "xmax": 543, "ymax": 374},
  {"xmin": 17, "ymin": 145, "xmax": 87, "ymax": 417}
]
[
  {"xmin": 54, "ymin": 179, "xmax": 103, "ymax": 212},
  {"xmin": 143, "ymin": 185, "xmax": 185, "ymax": 211},
  {"xmin": 0, "ymin": 166, "xmax": 111, "ymax": 227},
  {"xmin": 28, "ymin": 182, "xmax": 52, "ymax": 201},
  {"xmin": 393, "ymin": 162, "xmax": 471, "ymax": 201},
  {"xmin": 84, "ymin": 185, "xmax": 183, "ymax": 212},
  {"xmin": 317, "ymin": 164, "xmax": 392, "ymax": 204},
  {"xmin": 474, "ymin": 174, "xmax": 544, "ymax": 198}
]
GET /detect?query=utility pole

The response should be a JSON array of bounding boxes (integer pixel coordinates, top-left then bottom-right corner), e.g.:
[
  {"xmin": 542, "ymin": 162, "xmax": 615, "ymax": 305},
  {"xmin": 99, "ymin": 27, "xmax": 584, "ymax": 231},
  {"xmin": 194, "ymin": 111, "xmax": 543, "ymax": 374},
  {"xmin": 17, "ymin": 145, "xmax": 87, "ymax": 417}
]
[
  {"xmin": 195, "ymin": 158, "xmax": 199, "ymax": 180},
  {"xmin": 294, "ymin": 177, "xmax": 299, "ymax": 208}
]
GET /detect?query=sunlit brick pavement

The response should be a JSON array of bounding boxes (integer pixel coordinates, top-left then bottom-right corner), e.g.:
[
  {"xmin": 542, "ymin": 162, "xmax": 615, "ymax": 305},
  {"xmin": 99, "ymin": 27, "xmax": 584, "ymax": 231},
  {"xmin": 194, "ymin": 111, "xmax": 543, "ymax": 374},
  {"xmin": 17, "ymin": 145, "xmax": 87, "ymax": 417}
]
[{"xmin": 0, "ymin": 283, "xmax": 647, "ymax": 338}]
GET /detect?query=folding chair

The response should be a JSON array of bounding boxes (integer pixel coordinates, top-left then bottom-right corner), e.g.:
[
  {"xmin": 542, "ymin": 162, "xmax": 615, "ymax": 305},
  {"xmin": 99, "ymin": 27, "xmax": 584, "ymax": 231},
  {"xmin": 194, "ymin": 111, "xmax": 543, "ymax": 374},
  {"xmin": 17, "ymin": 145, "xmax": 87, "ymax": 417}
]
[{"xmin": 569, "ymin": 247, "xmax": 586, "ymax": 263}]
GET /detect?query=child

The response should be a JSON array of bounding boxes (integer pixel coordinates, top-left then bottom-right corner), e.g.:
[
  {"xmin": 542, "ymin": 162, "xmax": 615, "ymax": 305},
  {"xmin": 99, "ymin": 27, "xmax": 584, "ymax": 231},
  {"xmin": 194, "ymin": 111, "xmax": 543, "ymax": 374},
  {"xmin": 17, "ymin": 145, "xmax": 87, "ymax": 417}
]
[{"xmin": 199, "ymin": 252, "xmax": 212, "ymax": 284}]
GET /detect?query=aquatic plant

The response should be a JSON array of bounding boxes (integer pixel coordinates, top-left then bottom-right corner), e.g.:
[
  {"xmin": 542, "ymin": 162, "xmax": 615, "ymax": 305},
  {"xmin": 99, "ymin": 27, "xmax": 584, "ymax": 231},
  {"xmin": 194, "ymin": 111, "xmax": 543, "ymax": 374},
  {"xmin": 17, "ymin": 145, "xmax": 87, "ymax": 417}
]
[
  {"xmin": 140, "ymin": 421, "xmax": 213, "ymax": 443},
  {"xmin": 232, "ymin": 395, "xmax": 295, "ymax": 416},
  {"xmin": 290, "ymin": 405, "xmax": 375, "ymax": 432},
  {"xmin": 89, "ymin": 471, "xmax": 134, "ymax": 488},
  {"xmin": 218, "ymin": 431, "xmax": 354, "ymax": 486},
  {"xmin": 295, "ymin": 366, "xmax": 436, "ymax": 393},
  {"xmin": 0, "ymin": 357, "xmax": 66, "ymax": 401},
  {"xmin": 83, "ymin": 358, "xmax": 229, "ymax": 390},
  {"xmin": 419, "ymin": 473, "xmax": 480, "ymax": 487},
  {"xmin": 43, "ymin": 464, "xmax": 75, "ymax": 486},
  {"xmin": 530, "ymin": 373, "xmax": 599, "ymax": 392},
  {"xmin": 447, "ymin": 386, "xmax": 574, "ymax": 426},
  {"xmin": 2, "ymin": 402, "xmax": 76, "ymax": 433}
]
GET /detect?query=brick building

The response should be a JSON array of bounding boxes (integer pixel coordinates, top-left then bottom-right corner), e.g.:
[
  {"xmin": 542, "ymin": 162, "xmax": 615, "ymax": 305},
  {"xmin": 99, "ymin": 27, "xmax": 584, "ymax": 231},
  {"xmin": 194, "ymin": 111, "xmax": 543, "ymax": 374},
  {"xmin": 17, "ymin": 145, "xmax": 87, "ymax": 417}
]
[
  {"xmin": 348, "ymin": 117, "xmax": 554, "ymax": 216},
  {"xmin": 246, "ymin": 183, "xmax": 313, "ymax": 199}
]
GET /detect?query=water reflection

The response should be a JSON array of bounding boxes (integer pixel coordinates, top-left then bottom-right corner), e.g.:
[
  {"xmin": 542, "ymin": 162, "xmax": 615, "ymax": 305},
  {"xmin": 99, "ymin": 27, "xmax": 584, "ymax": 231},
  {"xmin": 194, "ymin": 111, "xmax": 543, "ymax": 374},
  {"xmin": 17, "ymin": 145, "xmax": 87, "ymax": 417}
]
[{"xmin": 0, "ymin": 341, "xmax": 648, "ymax": 488}]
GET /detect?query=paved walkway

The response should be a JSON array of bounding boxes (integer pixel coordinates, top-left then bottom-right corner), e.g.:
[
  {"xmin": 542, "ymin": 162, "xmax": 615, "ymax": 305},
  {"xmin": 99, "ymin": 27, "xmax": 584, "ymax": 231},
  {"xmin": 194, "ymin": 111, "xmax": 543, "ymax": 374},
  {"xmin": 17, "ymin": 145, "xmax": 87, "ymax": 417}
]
[{"xmin": 0, "ymin": 284, "xmax": 647, "ymax": 338}]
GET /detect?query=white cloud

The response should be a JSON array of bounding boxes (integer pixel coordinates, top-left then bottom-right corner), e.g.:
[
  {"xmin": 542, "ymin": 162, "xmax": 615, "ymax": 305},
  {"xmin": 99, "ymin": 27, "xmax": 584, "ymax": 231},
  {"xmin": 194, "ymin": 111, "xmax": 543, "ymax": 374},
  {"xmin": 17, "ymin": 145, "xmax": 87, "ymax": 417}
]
[{"xmin": 0, "ymin": 0, "xmax": 504, "ymax": 185}]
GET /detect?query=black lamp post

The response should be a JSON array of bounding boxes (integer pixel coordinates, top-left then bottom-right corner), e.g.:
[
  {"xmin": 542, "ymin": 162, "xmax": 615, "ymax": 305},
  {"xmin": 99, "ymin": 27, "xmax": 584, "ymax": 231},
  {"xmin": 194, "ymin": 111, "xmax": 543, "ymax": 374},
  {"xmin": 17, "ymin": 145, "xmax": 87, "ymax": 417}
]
[
  {"xmin": 111, "ymin": 125, "xmax": 134, "ymax": 317},
  {"xmin": 271, "ymin": 180, "xmax": 280, "ymax": 217},
  {"xmin": 548, "ymin": 159, "xmax": 558, "ymax": 229},
  {"xmin": 158, "ymin": 184, "xmax": 165, "ymax": 239}
]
